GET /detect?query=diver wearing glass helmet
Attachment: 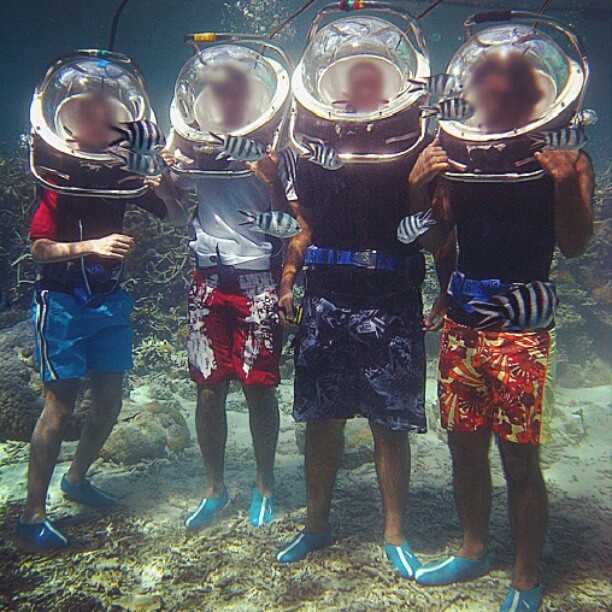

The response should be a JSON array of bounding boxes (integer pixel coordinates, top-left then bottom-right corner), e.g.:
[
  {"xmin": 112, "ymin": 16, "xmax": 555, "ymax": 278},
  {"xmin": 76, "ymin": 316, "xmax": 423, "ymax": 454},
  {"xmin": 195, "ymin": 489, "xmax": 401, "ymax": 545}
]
[
  {"xmin": 275, "ymin": 60, "xmax": 446, "ymax": 577},
  {"xmin": 412, "ymin": 51, "xmax": 594, "ymax": 612},
  {"xmin": 17, "ymin": 92, "xmax": 185, "ymax": 553},
  {"xmin": 164, "ymin": 63, "xmax": 292, "ymax": 532}
]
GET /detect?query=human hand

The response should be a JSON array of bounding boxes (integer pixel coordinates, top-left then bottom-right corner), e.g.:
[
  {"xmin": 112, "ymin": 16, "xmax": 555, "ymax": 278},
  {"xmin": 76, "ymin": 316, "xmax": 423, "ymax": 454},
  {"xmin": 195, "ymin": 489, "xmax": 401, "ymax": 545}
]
[
  {"xmin": 144, "ymin": 171, "xmax": 175, "ymax": 201},
  {"xmin": 89, "ymin": 234, "xmax": 135, "ymax": 260},
  {"xmin": 423, "ymin": 293, "xmax": 450, "ymax": 332},
  {"xmin": 247, "ymin": 152, "xmax": 279, "ymax": 187},
  {"xmin": 409, "ymin": 139, "xmax": 451, "ymax": 189},
  {"xmin": 534, "ymin": 149, "xmax": 580, "ymax": 183}
]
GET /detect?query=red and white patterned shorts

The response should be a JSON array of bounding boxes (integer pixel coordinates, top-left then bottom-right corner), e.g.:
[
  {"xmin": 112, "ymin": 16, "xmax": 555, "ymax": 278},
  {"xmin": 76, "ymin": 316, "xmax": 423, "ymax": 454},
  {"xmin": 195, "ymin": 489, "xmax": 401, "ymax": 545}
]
[
  {"xmin": 438, "ymin": 317, "xmax": 556, "ymax": 445},
  {"xmin": 187, "ymin": 270, "xmax": 282, "ymax": 387}
]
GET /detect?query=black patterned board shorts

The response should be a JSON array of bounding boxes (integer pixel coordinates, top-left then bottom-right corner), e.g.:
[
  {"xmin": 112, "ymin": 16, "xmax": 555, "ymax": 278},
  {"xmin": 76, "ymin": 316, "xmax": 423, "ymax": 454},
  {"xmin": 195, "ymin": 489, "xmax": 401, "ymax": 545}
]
[{"xmin": 293, "ymin": 288, "xmax": 427, "ymax": 433}]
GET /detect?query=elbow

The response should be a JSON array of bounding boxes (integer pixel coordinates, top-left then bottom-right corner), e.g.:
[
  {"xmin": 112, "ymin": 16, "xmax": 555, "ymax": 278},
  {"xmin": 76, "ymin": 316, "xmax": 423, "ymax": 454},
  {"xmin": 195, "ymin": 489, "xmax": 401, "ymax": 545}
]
[
  {"xmin": 559, "ymin": 244, "xmax": 586, "ymax": 259},
  {"xmin": 31, "ymin": 241, "xmax": 47, "ymax": 264},
  {"xmin": 560, "ymin": 223, "xmax": 594, "ymax": 259},
  {"xmin": 558, "ymin": 235, "xmax": 592, "ymax": 259}
]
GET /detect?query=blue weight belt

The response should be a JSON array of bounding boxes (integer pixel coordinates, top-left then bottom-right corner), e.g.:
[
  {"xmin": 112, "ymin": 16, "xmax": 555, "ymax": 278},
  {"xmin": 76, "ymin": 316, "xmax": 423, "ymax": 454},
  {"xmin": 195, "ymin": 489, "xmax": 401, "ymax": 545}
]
[{"xmin": 304, "ymin": 246, "xmax": 405, "ymax": 273}]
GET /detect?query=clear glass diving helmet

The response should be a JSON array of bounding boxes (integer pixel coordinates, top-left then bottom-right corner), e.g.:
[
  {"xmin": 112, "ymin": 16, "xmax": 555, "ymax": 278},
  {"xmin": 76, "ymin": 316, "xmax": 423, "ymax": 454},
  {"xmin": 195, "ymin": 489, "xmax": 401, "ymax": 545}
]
[
  {"xmin": 438, "ymin": 10, "xmax": 591, "ymax": 183},
  {"xmin": 290, "ymin": 1, "xmax": 431, "ymax": 164},
  {"xmin": 29, "ymin": 49, "xmax": 159, "ymax": 198},
  {"xmin": 169, "ymin": 34, "xmax": 292, "ymax": 177}
]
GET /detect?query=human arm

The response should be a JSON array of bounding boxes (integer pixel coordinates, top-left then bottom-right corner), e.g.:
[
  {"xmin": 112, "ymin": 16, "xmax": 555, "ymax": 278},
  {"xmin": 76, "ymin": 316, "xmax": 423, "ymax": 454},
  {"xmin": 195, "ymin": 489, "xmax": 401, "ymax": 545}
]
[
  {"xmin": 247, "ymin": 152, "xmax": 289, "ymax": 212},
  {"xmin": 423, "ymin": 228, "xmax": 457, "ymax": 331},
  {"xmin": 535, "ymin": 150, "xmax": 594, "ymax": 258},
  {"xmin": 32, "ymin": 234, "xmax": 135, "ymax": 264},
  {"xmin": 142, "ymin": 151, "xmax": 191, "ymax": 227},
  {"xmin": 407, "ymin": 138, "xmax": 451, "ymax": 214},
  {"xmin": 278, "ymin": 201, "xmax": 313, "ymax": 326}
]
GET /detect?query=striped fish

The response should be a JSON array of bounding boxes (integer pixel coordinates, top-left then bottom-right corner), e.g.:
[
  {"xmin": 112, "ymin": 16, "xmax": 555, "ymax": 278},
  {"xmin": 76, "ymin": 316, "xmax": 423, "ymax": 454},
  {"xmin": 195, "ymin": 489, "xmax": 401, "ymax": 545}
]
[
  {"xmin": 407, "ymin": 74, "xmax": 463, "ymax": 98},
  {"xmin": 109, "ymin": 150, "xmax": 163, "ymax": 177},
  {"xmin": 470, "ymin": 282, "xmax": 558, "ymax": 331},
  {"xmin": 421, "ymin": 96, "xmax": 475, "ymax": 122},
  {"xmin": 109, "ymin": 120, "xmax": 166, "ymax": 154},
  {"xmin": 210, "ymin": 133, "xmax": 268, "ymax": 162},
  {"xmin": 531, "ymin": 125, "xmax": 587, "ymax": 151},
  {"xmin": 239, "ymin": 210, "xmax": 301, "ymax": 239},
  {"xmin": 397, "ymin": 209, "xmax": 437, "ymax": 245},
  {"xmin": 303, "ymin": 141, "xmax": 343, "ymax": 171}
]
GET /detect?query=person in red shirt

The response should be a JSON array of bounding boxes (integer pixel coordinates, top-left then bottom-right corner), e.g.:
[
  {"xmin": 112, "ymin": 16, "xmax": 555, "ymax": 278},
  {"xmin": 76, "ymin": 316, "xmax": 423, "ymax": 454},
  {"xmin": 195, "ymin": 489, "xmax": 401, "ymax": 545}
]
[{"xmin": 17, "ymin": 95, "xmax": 187, "ymax": 552}]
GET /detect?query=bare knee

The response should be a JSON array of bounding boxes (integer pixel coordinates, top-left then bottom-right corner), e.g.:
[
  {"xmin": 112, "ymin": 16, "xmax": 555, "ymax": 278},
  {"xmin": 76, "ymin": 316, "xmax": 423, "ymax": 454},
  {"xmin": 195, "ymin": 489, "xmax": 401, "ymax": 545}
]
[
  {"xmin": 89, "ymin": 373, "xmax": 124, "ymax": 419},
  {"xmin": 38, "ymin": 381, "xmax": 79, "ymax": 430},
  {"xmin": 498, "ymin": 440, "xmax": 542, "ymax": 488},
  {"xmin": 370, "ymin": 421, "xmax": 408, "ymax": 449},
  {"xmin": 197, "ymin": 382, "xmax": 228, "ymax": 416},
  {"xmin": 243, "ymin": 384, "xmax": 277, "ymax": 412},
  {"xmin": 449, "ymin": 430, "xmax": 491, "ymax": 467},
  {"xmin": 307, "ymin": 418, "xmax": 346, "ymax": 439}
]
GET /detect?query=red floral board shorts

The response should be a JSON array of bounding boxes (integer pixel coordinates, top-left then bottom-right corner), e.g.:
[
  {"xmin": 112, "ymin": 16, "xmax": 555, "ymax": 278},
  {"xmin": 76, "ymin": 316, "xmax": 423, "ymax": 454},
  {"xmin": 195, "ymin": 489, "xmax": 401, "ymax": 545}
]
[
  {"xmin": 438, "ymin": 317, "xmax": 556, "ymax": 445},
  {"xmin": 187, "ymin": 270, "xmax": 282, "ymax": 387}
]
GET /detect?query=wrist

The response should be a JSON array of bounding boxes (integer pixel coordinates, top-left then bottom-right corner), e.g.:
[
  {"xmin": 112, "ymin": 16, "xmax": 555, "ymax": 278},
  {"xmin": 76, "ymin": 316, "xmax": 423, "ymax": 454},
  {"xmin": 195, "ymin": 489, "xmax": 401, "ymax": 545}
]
[
  {"xmin": 279, "ymin": 276, "xmax": 295, "ymax": 296},
  {"xmin": 554, "ymin": 173, "xmax": 579, "ymax": 187},
  {"xmin": 79, "ymin": 239, "xmax": 95, "ymax": 257}
]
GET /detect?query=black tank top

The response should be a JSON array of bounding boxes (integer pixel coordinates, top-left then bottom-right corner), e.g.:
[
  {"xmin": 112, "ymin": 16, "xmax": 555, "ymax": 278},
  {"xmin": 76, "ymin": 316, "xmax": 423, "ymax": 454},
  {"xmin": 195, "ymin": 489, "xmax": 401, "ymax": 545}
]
[{"xmin": 451, "ymin": 176, "xmax": 556, "ymax": 283}]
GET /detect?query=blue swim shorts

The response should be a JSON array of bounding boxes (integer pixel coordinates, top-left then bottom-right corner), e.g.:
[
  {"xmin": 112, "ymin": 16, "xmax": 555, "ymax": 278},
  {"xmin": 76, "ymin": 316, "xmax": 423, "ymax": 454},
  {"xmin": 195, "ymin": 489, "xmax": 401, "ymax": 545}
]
[{"xmin": 32, "ymin": 288, "xmax": 134, "ymax": 382}]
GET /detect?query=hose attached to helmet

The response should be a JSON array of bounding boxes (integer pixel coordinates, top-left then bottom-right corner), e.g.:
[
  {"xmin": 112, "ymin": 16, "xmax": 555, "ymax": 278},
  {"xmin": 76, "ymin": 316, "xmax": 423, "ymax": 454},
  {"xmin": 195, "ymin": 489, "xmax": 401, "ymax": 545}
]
[{"xmin": 108, "ymin": 0, "xmax": 130, "ymax": 51}]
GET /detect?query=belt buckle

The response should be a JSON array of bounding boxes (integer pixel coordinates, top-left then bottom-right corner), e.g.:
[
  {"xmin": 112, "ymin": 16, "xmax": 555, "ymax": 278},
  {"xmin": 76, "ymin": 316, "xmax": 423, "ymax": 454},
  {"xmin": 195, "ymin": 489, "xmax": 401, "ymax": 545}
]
[{"xmin": 352, "ymin": 250, "xmax": 377, "ymax": 270}]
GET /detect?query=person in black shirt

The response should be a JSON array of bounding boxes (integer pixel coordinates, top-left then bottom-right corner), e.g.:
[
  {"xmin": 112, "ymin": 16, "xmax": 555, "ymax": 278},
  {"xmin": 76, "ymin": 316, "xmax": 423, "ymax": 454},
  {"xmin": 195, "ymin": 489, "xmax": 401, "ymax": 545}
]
[
  {"xmin": 412, "ymin": 53, "xmax": 594, "ymax": 612},
  {"xmin": 275, "ymin": 60, "xmax": 449, "ymax": 576}
]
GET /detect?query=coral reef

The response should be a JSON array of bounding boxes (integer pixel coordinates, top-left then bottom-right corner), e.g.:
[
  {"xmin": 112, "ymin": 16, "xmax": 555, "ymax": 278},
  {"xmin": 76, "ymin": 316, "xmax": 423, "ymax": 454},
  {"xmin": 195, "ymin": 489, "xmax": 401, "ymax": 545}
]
[
  {"xmin": 0, "ymin": 320, "xmax": 88, "ymax": 442},
  {"xmin": 100, "ymin": 401, "xmax": 191, "ymax": 466}
]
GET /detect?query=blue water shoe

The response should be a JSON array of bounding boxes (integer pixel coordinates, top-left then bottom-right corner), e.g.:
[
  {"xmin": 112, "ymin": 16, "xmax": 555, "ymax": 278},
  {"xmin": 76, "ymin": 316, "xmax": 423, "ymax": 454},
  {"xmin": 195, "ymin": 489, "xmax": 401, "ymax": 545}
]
[
  {"xmin": 276, "ymin": 530, "xmax": 333, "ymax": 564},
  {"xmin": 500, "ymin": 584, "xmax": 543, "ymax": 611},
  {"xmin": 185, "ymin": 488, "xmax": 230, "ymax": 531},
  {"xmin": 415, "ymin": 552, "xmax": 492, "ymax": 585},
  {"xmin": 385, "ymin": 541, "xmax": 422, "ymax": 579},
  {"xmin": 249, "ymin": 488, "xmax": 274, "ymax": 527},
  {"xmin": 16, "ymin": 518, "xmax": 68, "ymax": 552},
  {"xmin": 61, "ymin": 474, "xmax": 118, "ymax": 508}
]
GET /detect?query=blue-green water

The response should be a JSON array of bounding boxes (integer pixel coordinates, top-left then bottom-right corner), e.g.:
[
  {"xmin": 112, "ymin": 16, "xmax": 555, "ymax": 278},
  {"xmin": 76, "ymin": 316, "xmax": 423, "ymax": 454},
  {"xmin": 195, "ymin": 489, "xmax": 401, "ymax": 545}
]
[{"xmin": 1, "ymin": 0, "xmax": 611, "ymax": 167}]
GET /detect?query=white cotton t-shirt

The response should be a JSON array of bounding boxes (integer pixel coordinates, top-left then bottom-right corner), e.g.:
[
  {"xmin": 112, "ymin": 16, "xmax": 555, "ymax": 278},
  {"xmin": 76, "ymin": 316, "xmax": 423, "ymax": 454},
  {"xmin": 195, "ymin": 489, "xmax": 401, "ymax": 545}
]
[
  {"xmin": 180, "ymin": 152, "xmax": 297, "ymax": 270},
  {"xmin": 184, "ymin": 172, "xmax": 272, "ymax": 270}
]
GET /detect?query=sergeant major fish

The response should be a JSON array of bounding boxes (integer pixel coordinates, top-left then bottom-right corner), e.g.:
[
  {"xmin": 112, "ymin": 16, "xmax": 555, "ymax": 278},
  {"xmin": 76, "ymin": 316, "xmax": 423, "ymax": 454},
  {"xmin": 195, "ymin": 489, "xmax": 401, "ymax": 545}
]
[
  {"xmin": 302, "ymin": 141, "xmax": 343, "ymax": 171},
  {"xmin": 397, "ymin": 209, "xmax": 437, "ymax": 245},
  {"xmin": 421, "ymin": 96, "xmax": 475, "ymax": 122},
  {"xmin": 407, "ymin": 74, "xmax": 463, "ymax": 98},
  {"xmin": 109, "ymin": 150, "xmax": 163, "ymax": 177},
  {"xmin": 239, "ymin": 210, "xmax": 301, "ymax": 239},
  {"xmin": 530, "ymin": 125, "xmax": 587, "ymax": 151},
  {"xmin": 210, "ymin": 133, "xmax": 268, "ymax": 162},
  {"xmin": 470, "ymin": 282, "xmax": 558, "ymax": 331},
  {"xmin": 109, "ymin": 120, "xmax": 166, "ymax": 154}
]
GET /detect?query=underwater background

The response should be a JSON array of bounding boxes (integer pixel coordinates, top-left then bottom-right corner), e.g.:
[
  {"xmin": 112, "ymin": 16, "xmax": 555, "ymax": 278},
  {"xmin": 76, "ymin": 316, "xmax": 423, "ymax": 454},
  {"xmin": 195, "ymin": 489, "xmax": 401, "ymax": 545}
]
[{"xmin": 0, "ymin": 1, "xmax": 610, "ymax": 610}]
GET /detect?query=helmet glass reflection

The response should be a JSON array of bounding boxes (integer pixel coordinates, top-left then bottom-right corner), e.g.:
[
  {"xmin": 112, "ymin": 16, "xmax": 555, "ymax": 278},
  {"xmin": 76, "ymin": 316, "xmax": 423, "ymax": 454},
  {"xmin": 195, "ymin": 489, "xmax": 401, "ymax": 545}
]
[
  {"xmin": 171, "ymin": 44, "xmax": 288, "ymax": 142},
  {"xmin": 446, "ymin": 24, "xmax": 581, "ymax": 137},
  {"xmin": 34, "ymin": 53, "xmax": 151, "ymax": 156},
  {"xmin": 295, "ymin": 16, "xmax": 429, "ymax": 120}
]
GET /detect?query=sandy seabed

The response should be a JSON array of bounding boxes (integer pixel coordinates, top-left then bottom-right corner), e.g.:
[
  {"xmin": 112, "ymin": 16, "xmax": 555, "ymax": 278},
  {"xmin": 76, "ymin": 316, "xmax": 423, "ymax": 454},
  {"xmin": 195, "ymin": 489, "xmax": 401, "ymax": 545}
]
[{"xmin": 0, "ymin": 382, "xmax": 610, "ymax": 611}]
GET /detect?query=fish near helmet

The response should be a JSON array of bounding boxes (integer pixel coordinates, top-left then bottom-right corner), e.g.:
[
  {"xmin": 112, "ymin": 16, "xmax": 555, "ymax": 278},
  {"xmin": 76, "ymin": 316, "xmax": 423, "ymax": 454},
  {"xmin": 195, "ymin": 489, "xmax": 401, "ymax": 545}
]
[
  {"xmin": 29, "ymin": 50, "xmax": 159, "ymax": 198},
  {"xmin": 438, "ymin": 11, "xmax": 591, "ymax": 183},
  {"xmin": 169, "ymin": 36, "xmax": 292, "ymax": 177},
  {"xmin": 290, "ymin": 3, "xmax": 431, "ymax": 165}
]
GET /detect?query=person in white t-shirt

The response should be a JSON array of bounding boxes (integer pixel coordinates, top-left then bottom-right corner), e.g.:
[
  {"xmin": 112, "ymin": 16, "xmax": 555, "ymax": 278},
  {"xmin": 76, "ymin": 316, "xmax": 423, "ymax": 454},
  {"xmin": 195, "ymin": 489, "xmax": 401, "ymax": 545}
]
[{"xmin": 166, "ymin": 66, "xmax": 291, "ymax": 530}]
